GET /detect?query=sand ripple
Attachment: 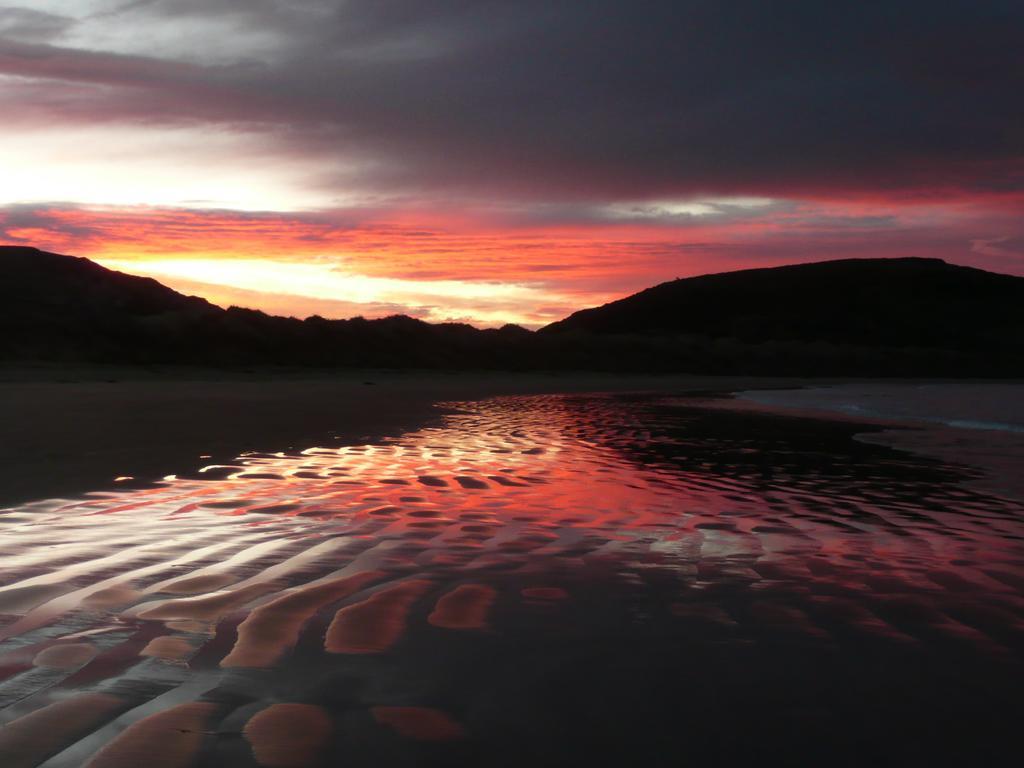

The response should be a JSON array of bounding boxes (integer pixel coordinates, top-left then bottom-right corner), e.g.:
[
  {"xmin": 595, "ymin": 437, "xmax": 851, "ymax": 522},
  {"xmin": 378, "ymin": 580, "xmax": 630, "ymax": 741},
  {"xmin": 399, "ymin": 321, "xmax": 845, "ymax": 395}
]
[
  {"xmin": 0, "ymin": 393, "xmax": 1022, "ymax": 765},
  {"xmin": 243, "ymin": 703, "xmax": 332, "ymax": 768},
  {"xmin": 325, "ymin": 580, "xmax": 433, "ymax": 654}
]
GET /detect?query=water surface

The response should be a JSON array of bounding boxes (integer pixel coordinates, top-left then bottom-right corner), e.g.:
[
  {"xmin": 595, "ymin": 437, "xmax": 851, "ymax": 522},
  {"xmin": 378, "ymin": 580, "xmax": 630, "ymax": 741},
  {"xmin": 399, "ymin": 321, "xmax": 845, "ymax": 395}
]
[{"xmin": 1, "ymin": 393, "xmax": 1022, "ymax": 767}]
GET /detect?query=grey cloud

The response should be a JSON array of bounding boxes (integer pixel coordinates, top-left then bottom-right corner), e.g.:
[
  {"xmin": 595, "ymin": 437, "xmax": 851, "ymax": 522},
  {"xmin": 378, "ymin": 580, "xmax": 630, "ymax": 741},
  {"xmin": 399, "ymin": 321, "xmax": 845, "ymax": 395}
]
[
  {"xmin": 1, "ymin": 1, "xmax": 1022, "ymax": 205},
  {"xmin": 0, "ymin": 6, "xmax": 75, "ymax": 42}
]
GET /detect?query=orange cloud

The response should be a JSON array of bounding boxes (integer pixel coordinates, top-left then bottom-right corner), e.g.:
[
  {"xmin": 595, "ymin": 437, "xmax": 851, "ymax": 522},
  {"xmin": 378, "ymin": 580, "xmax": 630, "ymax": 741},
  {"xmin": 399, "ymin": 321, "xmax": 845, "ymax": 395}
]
[{"xmin": 2, "ymin": 198, "xmax": 1021, "ymax": 327}]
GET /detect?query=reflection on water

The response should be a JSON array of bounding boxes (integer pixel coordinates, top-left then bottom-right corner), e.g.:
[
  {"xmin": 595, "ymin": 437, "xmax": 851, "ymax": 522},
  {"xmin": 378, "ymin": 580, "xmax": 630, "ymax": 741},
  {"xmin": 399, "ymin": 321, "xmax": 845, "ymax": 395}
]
[{"xmin": 0, "ymin": 394, "xmax": 1022, "ymax": 767}]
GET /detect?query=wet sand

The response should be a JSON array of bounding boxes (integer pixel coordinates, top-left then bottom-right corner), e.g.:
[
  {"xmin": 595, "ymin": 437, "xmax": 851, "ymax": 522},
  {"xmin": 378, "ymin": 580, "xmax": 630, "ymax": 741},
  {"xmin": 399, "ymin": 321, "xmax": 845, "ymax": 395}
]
[
  {"xmin": 0, "ymin": 366, "xmax": 810, "ymax": 506},
  {"xmin": 1, "ymin": 377, "xmax": 1022, "ymax": 766}
]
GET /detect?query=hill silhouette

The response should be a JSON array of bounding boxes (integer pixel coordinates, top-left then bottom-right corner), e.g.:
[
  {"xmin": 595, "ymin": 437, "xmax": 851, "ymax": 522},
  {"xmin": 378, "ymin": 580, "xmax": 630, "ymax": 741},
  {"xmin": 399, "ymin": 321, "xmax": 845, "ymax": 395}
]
[
  {"xmin": 3, "ymin": 246, "xmax": 1023, "ymax": 375},
  {"xmin": 542, "ymin": 257, "xmax": 1024, "ymax": 350},
  {"xmin": 0, "ymin": 247, "xmax": 533, "ymax": 368}
]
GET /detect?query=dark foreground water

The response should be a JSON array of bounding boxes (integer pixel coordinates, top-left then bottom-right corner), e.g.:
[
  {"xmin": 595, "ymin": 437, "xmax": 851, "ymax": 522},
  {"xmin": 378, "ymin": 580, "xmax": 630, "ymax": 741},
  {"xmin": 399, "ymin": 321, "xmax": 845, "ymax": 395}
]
[{"xmin": 1, "ymin": 393, "xmax": 1022, "ymax": 767}]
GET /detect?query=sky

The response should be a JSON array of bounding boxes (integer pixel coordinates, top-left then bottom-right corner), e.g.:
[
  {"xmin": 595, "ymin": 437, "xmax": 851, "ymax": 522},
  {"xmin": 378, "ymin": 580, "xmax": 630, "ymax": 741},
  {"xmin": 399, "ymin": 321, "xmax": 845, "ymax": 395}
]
[{"xmin": 0, "ymin": 1, "xmax": 1021, "ymax": 327}]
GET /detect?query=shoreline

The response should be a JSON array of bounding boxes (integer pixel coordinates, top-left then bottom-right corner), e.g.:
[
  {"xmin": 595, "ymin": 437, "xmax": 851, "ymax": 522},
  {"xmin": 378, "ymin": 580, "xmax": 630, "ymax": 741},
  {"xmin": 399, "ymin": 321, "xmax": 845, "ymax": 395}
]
[
  {"xmin": 729, "ymin": 382, "xmax": 1024, "ymax": 501},
  {"xmin": 0, "ymin": 366, "xmax": 813, "ymax": 507},
  {"xmin": 4, "ymin": 366, "xmax": 1021, "ymax": 508}
]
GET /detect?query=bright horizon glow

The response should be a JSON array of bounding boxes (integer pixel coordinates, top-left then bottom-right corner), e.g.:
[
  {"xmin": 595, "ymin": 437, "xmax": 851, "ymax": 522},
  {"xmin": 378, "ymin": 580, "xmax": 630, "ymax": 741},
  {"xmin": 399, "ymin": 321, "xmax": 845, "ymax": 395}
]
[
  {"xmin": 97, "ymin": 259, "xmax": 593, "ymax": 327},
  {"xmin": 98, "ymin": 259, "xmax": 542, "ymax": 303},
  {"xmin": 97, "ymin": 258, "xmax": 576, "ymax": 327}
]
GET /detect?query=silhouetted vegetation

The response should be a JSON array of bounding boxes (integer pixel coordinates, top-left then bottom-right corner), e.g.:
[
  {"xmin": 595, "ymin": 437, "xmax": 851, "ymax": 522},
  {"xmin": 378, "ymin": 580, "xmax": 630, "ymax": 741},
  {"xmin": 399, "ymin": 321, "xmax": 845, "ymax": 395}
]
[{"xmin": 3, "ymin": 247, "xmax": 1023, "ymax": 375}]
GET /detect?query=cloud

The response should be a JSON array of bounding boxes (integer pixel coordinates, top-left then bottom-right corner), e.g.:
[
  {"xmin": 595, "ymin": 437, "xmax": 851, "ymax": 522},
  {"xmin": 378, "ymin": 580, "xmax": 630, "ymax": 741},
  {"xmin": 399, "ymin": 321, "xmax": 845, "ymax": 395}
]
[
  {"xmin": 3, "ymin": 197, "xmax": 1022, "ymax": 326},
  {"xmin": 0, "ymin": 7, "xmax": 75, "ymax": 43},
  {"xmin": 2, "ymin": 3, "xmax": 1021, "ymax": 325},
  {"xmin": 0, "ymin": 1, "xmax": 1019, "ymax": 206}
]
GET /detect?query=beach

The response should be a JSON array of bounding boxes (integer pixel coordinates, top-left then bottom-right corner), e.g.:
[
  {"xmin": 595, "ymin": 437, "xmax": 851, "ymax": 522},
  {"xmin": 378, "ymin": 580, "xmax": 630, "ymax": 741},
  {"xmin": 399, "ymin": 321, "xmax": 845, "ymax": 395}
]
[
  {"xmin": 0, "ymin": 371, "xmax": 1022, "ymax": 767},
  {"xmin": 4, "ymin": 368, "xmax": 1019, "ymax": 506},
  {"xmin": 0, "ymin": 367, "xmax": 811, "ymax": 506}
]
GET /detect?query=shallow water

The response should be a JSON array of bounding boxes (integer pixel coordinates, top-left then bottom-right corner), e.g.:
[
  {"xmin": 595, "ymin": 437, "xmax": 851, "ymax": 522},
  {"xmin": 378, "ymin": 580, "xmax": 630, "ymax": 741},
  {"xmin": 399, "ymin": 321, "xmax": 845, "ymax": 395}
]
[
  {"xmin": 1, "ymin": 393, "xmax": 1022, "ymax": 767},
  {"xmin": 740, "ymin": 382, "xmax": 1024, "ymax": 432}
]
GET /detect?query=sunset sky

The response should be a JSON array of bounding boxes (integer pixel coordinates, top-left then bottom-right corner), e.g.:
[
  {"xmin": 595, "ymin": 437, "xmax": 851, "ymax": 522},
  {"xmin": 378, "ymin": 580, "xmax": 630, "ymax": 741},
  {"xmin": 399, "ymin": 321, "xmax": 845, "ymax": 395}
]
[{"xmin": 1, "ymin": 1, "xmax": 1021, "ymax": 327}]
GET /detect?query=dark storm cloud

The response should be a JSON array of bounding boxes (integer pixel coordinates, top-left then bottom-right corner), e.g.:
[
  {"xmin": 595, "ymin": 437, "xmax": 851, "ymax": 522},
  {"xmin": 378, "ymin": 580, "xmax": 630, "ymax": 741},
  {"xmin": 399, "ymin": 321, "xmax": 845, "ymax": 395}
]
[
  {"xmin": 0, "ymin": 6, "xmax": 74, "ymax": 42},
  {"xmin": 3, "ymin": 1, "xmax": 1022, "ymax": 202}
]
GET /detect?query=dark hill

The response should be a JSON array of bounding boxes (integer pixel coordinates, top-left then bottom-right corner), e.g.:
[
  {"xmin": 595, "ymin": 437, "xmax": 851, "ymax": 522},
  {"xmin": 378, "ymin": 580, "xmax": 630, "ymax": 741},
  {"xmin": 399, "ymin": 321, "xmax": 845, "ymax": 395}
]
[
  {"xmin": 1, "ymin": 246, "xmax": 220, "ymax": 361},
  {"xmin": 1, "ymin": 246, "xmax": 218, "ymax": 317},
  {"xmin": 3, "ymin": 247, "xmax": 1023, "ymax": 375},
  {"xmin": 541, "ymin": 258, "xmax": 1024, "ymax": 351},
  {"xmin": 0, "ymin": 246, "xmax": 531, "ymax": 367}
]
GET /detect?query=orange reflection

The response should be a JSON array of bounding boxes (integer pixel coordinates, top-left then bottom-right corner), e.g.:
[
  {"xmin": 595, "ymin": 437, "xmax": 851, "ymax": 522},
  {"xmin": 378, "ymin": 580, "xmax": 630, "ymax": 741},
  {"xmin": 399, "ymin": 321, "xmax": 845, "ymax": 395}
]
[{"xmin": 0, "ymin": 394, "xmax": 1021, "ymax": 764}]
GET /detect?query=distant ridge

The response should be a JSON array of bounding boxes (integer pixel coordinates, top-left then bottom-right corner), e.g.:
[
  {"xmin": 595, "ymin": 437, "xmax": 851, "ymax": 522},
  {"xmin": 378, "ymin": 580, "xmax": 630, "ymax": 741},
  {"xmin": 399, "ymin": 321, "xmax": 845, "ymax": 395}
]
[
  {"xmin": 1, "ymin": 244, "xmax": 219, "ymax": 317},
  {"xmin": 0, "ymin": 246, "xmax": 530, "ymax": 368},
  {"xmin": 542, "ymin": 257, "xmax": 1024, "ymax": 349},
  {"xmin": 3, "ymin": 246, "xmax": 1023, "ymax": 375}
]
